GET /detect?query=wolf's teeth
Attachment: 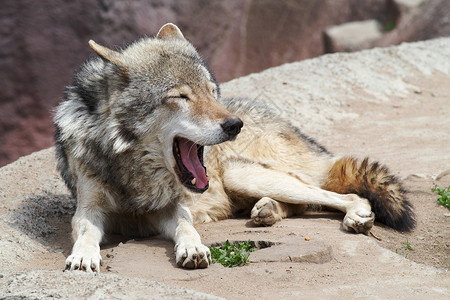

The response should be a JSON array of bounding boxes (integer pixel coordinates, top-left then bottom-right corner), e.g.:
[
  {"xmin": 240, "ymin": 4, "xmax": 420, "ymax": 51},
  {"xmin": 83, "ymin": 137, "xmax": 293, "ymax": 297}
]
[{"xmin": 191, "ymin": 178, "xmax": 196, "ymax": 185}]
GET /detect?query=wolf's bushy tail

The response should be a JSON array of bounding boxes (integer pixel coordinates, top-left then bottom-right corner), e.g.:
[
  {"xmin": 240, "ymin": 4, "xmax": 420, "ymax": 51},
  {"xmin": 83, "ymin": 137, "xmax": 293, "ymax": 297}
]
[{"xmin": 322, "ymin": 157, "xmax": 416, "ymax": 231}]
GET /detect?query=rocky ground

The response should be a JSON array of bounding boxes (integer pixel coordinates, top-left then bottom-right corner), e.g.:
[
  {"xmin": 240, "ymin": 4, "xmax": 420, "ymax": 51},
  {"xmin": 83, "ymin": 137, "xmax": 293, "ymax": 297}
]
[{"xmin": 0, "ymin": 38, "xmax": 449, "ymax": 299}]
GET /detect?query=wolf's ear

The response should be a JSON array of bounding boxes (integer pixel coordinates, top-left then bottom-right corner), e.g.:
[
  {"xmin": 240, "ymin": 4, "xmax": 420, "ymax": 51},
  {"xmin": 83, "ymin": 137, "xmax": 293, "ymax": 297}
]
[
  {"xmin": 157, "ymin": 23, "xmax": 185, "ymax": 40},
  {"xmin": 89, "ymin": 40, "xmax": 127, "ymax": 68}
]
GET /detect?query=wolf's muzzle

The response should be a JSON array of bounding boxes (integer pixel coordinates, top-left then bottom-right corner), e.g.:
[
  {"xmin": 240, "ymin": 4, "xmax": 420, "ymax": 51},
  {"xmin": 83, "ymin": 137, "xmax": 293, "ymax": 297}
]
[{"xmin": 221, "ymin": 117, "xmax": 243, "ymax": 139}]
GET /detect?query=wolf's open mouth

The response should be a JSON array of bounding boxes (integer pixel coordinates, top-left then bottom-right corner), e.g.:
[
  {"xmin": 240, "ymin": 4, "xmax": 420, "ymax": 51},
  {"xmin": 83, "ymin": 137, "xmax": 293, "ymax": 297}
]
[{"xmin": 173, "ymin": 137, "xmax": 208, "ymax": 193}]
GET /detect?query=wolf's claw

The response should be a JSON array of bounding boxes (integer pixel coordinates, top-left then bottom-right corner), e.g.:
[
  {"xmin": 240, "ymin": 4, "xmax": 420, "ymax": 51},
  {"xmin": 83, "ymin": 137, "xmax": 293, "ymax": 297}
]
[{"xmin": 175, "ymin": 243, "xmax": 211, "ymax": 269}]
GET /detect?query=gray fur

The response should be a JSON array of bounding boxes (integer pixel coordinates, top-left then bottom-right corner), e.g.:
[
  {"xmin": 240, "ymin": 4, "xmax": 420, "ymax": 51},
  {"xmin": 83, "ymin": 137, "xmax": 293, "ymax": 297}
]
[
  {"xmin": 54, "ymin": 24, "xmax": 237, "ymax": 271},
  {"xmin": 55, "ymin": 37, "xmax": 219, "ymax": 212}
]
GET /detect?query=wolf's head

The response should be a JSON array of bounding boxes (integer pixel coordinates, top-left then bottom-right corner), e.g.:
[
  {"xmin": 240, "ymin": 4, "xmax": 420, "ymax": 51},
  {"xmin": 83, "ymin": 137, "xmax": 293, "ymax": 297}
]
[{"xmin": 78, "ymin": 23, "xmax": 242, "ymax": 193}]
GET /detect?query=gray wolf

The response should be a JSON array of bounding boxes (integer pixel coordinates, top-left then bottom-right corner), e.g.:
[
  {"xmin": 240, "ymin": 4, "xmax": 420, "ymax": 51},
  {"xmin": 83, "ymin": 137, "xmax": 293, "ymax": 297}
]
[{"xmin": 54, "ymin": 23, "xmax": 415, "ymax": 272}]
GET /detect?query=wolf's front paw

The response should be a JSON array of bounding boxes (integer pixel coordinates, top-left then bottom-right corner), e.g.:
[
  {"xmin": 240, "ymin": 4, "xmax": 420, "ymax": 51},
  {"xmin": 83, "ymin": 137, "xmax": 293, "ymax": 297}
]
[
  {"xmin": 251, "ymin": 197, "xmax": 282, "ymax": 226},
  {"xmin": 343, "ymin": 207, "xmax": 375, "ymax": 234},
  {"xmin": 175, "ymin": 242, "xmax": 211, "ymax": 269},
  {"xmin": 65, "ymin": 245, "xmax": 102, "ymax": 272}
]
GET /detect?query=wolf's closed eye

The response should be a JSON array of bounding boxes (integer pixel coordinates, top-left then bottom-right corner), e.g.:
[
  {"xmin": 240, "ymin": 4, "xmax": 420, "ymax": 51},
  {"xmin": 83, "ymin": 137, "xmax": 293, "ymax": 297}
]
[{"xmin": 167, "ymin": 94, "xmax": 190, "ymax": 101}]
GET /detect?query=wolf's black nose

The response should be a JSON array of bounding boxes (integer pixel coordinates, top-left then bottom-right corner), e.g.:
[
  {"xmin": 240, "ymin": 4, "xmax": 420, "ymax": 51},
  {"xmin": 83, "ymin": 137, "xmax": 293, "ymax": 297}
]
[{"xmin": 221, "ymin": 117, "xmax": 243, "ymax": 138}]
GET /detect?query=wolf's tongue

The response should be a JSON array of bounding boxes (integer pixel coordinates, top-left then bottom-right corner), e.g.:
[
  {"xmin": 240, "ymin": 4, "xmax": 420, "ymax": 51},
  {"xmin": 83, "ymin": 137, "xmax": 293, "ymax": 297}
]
[{"xmin": 178, "ymin": 138, "xmax": 208, "ymax": 189}]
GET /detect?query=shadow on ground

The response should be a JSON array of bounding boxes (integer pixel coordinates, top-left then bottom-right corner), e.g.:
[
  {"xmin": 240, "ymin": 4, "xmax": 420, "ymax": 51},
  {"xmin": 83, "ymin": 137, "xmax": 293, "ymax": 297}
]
[{"xmin": 8, "ymin": 193, "xmax": 75, "ymax": 253}]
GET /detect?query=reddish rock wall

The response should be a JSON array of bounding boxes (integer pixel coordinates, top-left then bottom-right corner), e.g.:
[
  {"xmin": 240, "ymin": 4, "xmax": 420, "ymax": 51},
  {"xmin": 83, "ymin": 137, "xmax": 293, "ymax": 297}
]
[{"xmin": 0, "ymin": 0, "xmax": 448, "ymax": 166}]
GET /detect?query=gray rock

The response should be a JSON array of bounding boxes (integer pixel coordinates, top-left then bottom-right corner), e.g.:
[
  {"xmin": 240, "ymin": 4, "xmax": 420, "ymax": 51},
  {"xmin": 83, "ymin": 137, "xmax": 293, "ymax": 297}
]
[
  {"xmin": 324, "ymin": 19, "xmax": 383, "ymax": 52},
  {"xmin": 0, "ymin": 270, "xmax": 223, "ymax": 299},
  {"xmin": 0, "ymin": 38, "xmax": 449, "ymax": 299}
]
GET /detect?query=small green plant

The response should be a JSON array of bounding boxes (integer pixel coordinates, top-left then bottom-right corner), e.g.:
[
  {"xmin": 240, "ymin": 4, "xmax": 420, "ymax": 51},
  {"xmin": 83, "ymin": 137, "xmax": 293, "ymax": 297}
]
[
  {"xmin": 383, "ymin": 20, "xmax": 396, "ymax": 32},
  {"xmin": 402, "ymin": 238, "xmax": 414, "ymax": 251},
  {"xmin": 210, "ymin": 240, "xmax": 257, "ymax": 267},
  {"xmin": 396, "ymin": 238, "xmax": 414, "ymax": 258},
  {"xmin": 395, "ymin": 248, "xmax": 408, "ymax": 258},
  {"xmin": 431, "ymin": 185, "xmax": 450, "ymax": 209}
]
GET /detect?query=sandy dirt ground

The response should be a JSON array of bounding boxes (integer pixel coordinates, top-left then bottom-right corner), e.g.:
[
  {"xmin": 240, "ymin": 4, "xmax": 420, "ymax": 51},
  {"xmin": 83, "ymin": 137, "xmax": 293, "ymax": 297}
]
[{"xmin": 0, "ymin": 39, "xmax": 449, "ymax": 299}]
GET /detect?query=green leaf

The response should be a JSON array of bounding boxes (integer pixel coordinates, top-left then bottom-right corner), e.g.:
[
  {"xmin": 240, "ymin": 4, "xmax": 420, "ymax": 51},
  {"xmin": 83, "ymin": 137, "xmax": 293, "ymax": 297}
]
[
  {"xmin": 209, "ymin": 240, "xmax": 256, "ymax": 267},
  {"xmin": 432, "ymin": 185, "xmax": 450, "ymax": 209}
]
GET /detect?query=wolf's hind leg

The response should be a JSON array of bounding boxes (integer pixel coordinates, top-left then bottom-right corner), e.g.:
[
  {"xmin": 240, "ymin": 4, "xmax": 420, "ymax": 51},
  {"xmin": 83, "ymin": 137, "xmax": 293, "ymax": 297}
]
[
  {"xmin": 251, "ymin": 197, "xmax": 306, "ymax": 226},
  {"xmin": 223, "ymin": 163, "xmax": 374, "ymax": 233}
]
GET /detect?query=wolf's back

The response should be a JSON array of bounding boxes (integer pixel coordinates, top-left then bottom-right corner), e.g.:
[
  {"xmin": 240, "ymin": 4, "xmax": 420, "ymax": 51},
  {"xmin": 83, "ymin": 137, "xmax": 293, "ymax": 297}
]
[
  {"xmin": 53, "ymin": 57, "xmax": 109, "ymax": 199},
  {"xmin": 322, "ymin": 157, "xmax": 416, "ymax": 231}
]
